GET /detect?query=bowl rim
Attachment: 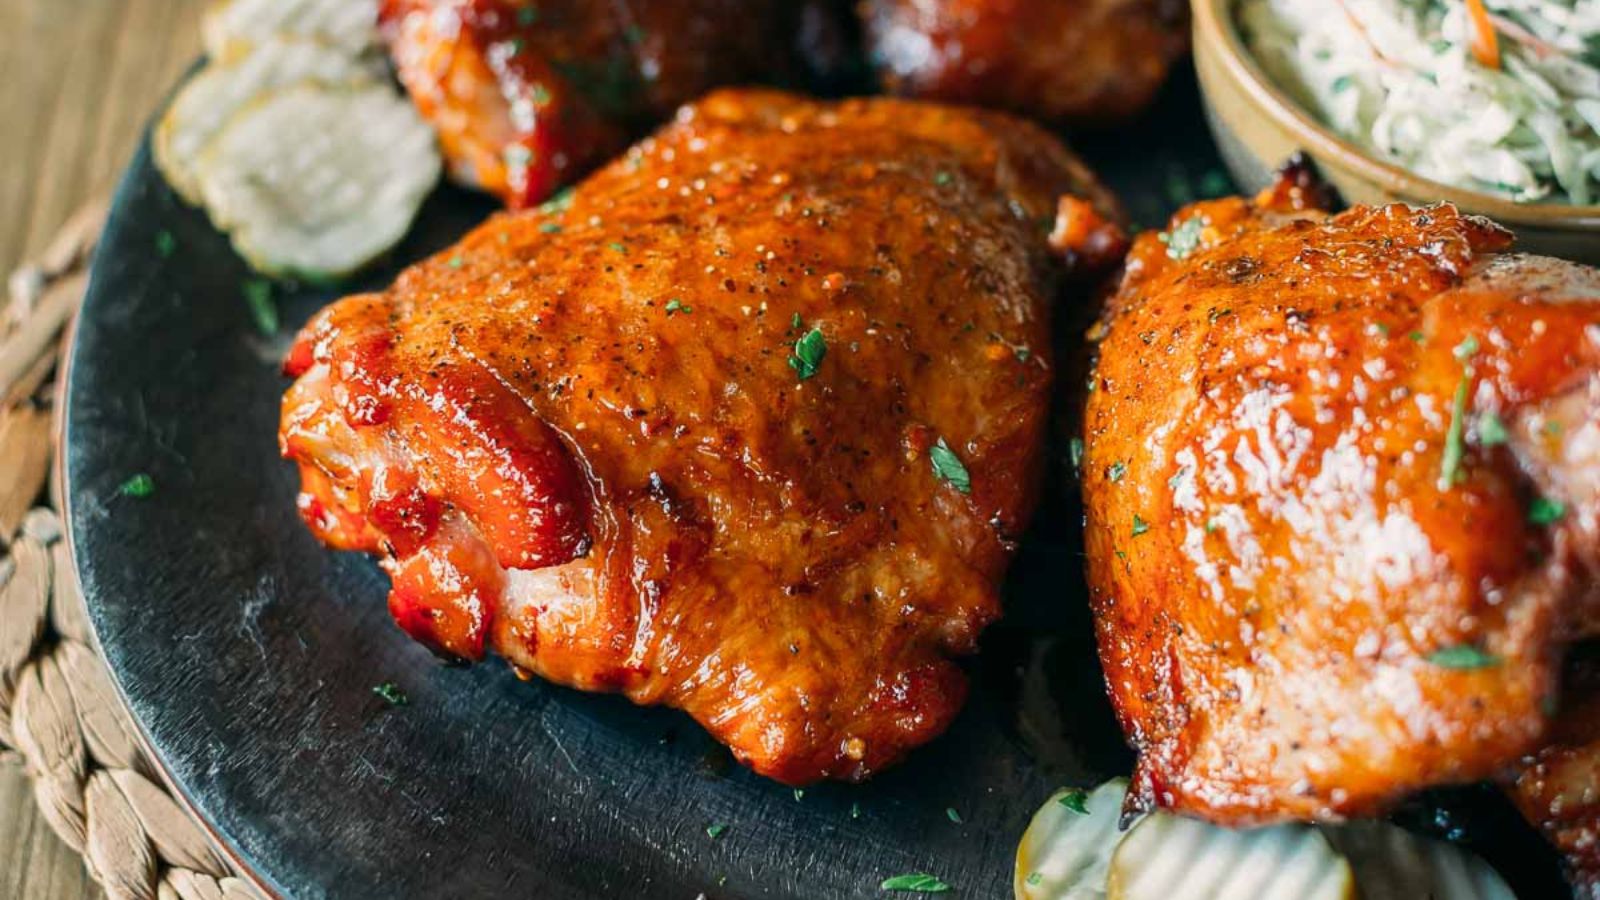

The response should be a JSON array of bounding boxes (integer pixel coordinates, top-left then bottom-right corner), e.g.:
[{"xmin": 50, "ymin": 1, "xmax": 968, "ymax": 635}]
[{"xmin": 1193, "ymin": 0, "xmax": 1600, "ymax": 227}]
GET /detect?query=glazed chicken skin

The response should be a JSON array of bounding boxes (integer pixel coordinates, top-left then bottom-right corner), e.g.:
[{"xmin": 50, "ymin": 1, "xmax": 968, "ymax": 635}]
[
  {"xmin": 379, "ymin": 0, "xmax": 824, "ymax": 208},
  {"xmin": 861, "ymin": 0, "xmax": 1189, "ymax": 125},
  {"xmin": 1512, "ymin": 651, "xmax": 1600, "ymax": 894},
  {"xmin": 281, "ymin": 88, "xmax": 1122, "ymax": 784},
  {"xmin": 1082, "ymin": 174, "xmax": 1600, "ymax": 846}
]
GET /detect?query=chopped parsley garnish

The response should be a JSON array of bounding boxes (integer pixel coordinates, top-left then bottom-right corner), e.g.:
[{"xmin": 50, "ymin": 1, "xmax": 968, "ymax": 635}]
[
  {"xmin": 155, "ymin": 230, "xmax": 177, "ymax": 258},
  {"xmin": 1439, "ymin": 376, "xmax": 1470, "ymax": 489},
  {"xmin": 705, "ymin": 823, "xmax": 728, "ymax": 839},
  {"xmin": 1069, "ymin": 438, "xmax": 1086, "ymax": 478},
  {"xmin": 117, "ymin": 473, "xmax": 155, "ymax": 498},
  {"xmin": 1107, "ymin": 460, "xmax": 1127, "ymax": 482},
  {"xmin": 1159, "ymin": 216, "xmax": 1204, "ymax": 260},
  {"xmin": 945, "ymin": 807, "xmax": 962, "ymax": 824},
  {"xmin": 851, "ymin": 802, "xmax": 862, "ymax": 820},
  {"xmin": 1439, "ymin": 335, "xmax": 1480, "ymax": 489},
  {"xmin": 788, "ymin": 327, "xmax": 827, "ymax": 380},
  {"xmin": 1529, "ymin": 496, "xmax": 1567, "ymax": 525},
  {"xmin": 447, "ymin": 255, "xmax": 465, "ymax": 268},
  {"xmin": 881, "ymin": 874, "xmax": 951, "ymax": 893},
  {"xmin": 607, "ymin": 241, "xmax": 627, "ymax": 254},
  {"xmin": 372, "ymin": 681, "xmax": 409, "ymax": 706},
  {"xmin": 1427, "ymin": 644, "xmax": 1499, "ymax": 670},
  {"xmin": 793, "ymin": 789, "xmax": 805, "ymax": 802},
  {"xmin": 242, "ymin": 279, "xmax": 278, "ymax": 336},
  {"xmin": 1131, "ymin": 515, "xmax": 1150, "ymax": 537},
  {"xmin": 929, "ymin": 439, "xmax": 972, "ymax": 494},
  {"xmin": 1477, "ymin": 412, "xmax": 1509, "ymax": 447},
  {"xmin": 934, "ymin": 171, "xmax": 954, "ymax": 187},
  {"xmin": 664, "ymin": 298, "xmax": 691, "ymax": 316},
  {"xmin": 538, "ymin": 187, "xmax": 575, "ymax": 214},
  {"xmin": 1057, "ymin": 789, "xmax": 1090, "ymax": 814},
  {"xmin": 539, "ymin": 222, "xmax": 563, "ymax": 234},
  {"xmin": 1584, "ymin": 32, "xmax": 1600, "ymax": 69},
  {"xmin": 1410, "ymin": 331, "xmax": 1426, "ymax": 343},
  {"xmin": 1026, "ymin": 872, "xmax": 1044, "ymax": 887},
  {"xmin": 515, "ymin": 6, "xmax": 539, "ymax": 26},
  {"xmin": 1331, "ymin": 75, "xmax": 1355, "ymax": 93}
]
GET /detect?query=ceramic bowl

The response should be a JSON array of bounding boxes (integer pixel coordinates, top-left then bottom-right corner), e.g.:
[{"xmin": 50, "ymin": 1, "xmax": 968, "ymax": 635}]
[{"xmin": 1193, "ymin": 0, "xmax": 1600, "ymax": 264}]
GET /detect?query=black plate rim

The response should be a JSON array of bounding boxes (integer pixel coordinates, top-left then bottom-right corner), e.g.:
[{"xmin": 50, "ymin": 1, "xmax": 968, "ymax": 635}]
[
  {"xmin": 57, "ymin": 61, "xmax": 1569, "ymax": 900},
  {"xmin": 61, "ymin": 130, "xmax": 291, "ymax": 900}
]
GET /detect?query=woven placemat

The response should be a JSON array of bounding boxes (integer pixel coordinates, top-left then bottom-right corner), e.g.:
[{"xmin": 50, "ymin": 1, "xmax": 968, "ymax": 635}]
[{"xmin": 0, "ymin": 204, "xmax": 262, "ymax": 900}]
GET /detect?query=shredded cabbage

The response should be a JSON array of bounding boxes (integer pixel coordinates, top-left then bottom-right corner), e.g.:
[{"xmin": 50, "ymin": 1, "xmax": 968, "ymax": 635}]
[{"xmin": 1239, "ymin": 0, "xmax": 1600, "ymax": 204}]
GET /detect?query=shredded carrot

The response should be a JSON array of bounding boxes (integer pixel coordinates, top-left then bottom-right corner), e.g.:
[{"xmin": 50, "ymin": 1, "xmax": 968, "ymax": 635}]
[
  {"xmin": 1333, "ymin": 0, "xmax": 1402, "ymax": 69},
  {"xmin": 1489, "ymin": 12, "xmax": 1560, "ymax": 61},
  {"xmin": 1464, "ymin": 0, "xmax": 1501, "ymax": 69}
]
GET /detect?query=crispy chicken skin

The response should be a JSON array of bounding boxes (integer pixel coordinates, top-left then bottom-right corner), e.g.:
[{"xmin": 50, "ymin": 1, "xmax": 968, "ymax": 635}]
[
  {"xmin": 861, "ymin": 0, "xmax": 1189, "ymax": 125},
  {"xmin": 379, "ymin": 0, "xmax": 818, "ymax": 208},
  {"xmin": 1082, "ymin": 172, "xmax": 1600, "ymax": 834},
  {"xmin": 1512, "ymin": 652, "xmax": 1600, "ymax": 895},
  {"xmin": 281, "ymin": 89, "xmax": 1122, "ymax": 784}
]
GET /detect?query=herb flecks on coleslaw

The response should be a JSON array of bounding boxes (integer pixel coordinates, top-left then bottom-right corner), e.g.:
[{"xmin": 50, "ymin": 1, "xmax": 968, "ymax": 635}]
[{"xmin": 1239, "ymin": 0, "xmax": 1600, "ymax": 204}]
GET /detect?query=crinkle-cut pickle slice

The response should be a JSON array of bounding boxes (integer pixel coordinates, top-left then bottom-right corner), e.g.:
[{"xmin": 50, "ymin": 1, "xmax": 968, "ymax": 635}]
[
  {"xmin": 1325, "ymin": 820, "xmax": 1515, "ymax": 900},
  {"xmin": 192, "ymin": 82, "xmax": 441, "ymax": 279},
  {"xmin": 1106, "ymin": 812, "xmax": 1355, "ymax": 900},
  {"xmin": 1017, "ymin": 779, "xmax": 1514, "ymax": 899},
  {"xmin": 203, "ymin": 0, "xmax": 379, "ymax": 63},
  {"xmin": 1016, "ymin": 779, "xmax": 1133, "ymax": 900},
  {"xmin": 155, "ymin": 38, "xmax": 379, "ymax": 204}
]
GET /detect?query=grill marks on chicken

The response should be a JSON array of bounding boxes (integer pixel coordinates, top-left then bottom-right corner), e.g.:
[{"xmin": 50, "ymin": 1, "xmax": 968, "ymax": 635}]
[
  {"xmin": 1082, "ymin": 182, "xmax": 1600, "ymax": 831},
  {"xmin": 861, "ymin": 0, "xmax": 1190, "ymax": 125},
  {"xmin": 281, "ymin": 89, "xmax": 1121, "ymax": 783}
]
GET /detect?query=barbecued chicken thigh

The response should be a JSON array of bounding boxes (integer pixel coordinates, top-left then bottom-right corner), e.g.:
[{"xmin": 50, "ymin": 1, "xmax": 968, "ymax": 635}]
[
  {"xmin": 861, "ymin": 0, "xmax": 1189, "ymax": 125},
  {"xmin": 1081, "ymin": 170, "xmax": 1600, "ymax": 850},
  {"xmin": 281, "ymin": 88, "xmax": 1122, "ymax": 784},
  {"xmin": 379, "ymin": 0, "xmax": 833, "ymax": 208}
]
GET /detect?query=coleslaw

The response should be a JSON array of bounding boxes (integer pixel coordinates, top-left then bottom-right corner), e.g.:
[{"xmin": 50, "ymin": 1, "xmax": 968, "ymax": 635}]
[{"xmin": 1238, "ymin": 0, "xmax": 1600, "ymax": 204}]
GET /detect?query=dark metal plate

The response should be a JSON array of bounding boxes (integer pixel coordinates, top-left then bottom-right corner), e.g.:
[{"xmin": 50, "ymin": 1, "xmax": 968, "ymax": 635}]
[{"xmin": 63, "ymin": 69, "xmax": 1567, "ymax": 899}]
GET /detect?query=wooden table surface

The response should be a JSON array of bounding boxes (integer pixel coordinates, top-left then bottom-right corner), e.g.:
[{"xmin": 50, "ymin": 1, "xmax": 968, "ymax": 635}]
[{"xmin": 1, "ymin": 0, "xmax": 202, "ymax": 897}]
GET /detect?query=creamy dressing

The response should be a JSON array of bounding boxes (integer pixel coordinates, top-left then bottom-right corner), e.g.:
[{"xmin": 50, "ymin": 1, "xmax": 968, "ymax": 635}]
[{"xmin": 1240, "ymin": 0, "xmax": 1600, "ymax": 204}]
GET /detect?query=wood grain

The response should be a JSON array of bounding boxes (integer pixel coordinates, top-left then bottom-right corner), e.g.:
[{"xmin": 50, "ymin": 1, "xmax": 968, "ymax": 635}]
[{"xmin": 1, "ymin": 1, "xmax": 203, "ymax": 897}]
